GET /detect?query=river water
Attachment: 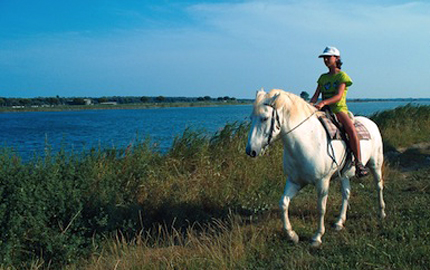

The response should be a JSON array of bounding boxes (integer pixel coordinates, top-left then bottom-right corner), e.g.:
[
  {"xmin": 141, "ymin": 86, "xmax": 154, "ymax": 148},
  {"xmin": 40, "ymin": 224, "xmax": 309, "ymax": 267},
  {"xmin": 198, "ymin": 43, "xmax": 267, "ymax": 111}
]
[{"xmin": 1, "ymin": 100, "xmax": 429, "ymax": 160}]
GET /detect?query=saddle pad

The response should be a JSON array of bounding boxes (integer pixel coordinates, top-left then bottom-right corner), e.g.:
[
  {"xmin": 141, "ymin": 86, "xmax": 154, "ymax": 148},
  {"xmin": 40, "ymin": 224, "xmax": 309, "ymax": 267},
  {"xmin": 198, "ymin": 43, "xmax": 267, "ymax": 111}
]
[{"xmin": 318, "ymin": 114, "xmax": 371, "ymax": 141}]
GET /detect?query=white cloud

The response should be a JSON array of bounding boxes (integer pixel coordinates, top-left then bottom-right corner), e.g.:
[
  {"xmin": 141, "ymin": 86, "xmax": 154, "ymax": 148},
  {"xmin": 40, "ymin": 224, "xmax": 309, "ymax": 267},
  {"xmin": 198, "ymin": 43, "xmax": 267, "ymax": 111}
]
[{"xmin": 182, "ymin": 0, "xmax": 430, "ymax": 98}]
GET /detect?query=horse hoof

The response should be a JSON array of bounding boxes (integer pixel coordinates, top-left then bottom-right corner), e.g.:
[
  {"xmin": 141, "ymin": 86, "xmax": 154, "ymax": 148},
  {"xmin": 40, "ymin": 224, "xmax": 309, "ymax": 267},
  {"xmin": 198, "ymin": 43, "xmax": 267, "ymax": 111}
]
[
  {"xmin": 333, "ymin": 223, "xmax": 344, "ymax": 231},
  {"xmin": 380, "ymin": 211, "xmax": 387, "ymax": 219},
  {"xmin": 286, "ymin": 230, "xmax": 299, "ymax": 244},
  {"xmin": 311, "ymin": 240, "xmax": 322, "ymax": 248}
]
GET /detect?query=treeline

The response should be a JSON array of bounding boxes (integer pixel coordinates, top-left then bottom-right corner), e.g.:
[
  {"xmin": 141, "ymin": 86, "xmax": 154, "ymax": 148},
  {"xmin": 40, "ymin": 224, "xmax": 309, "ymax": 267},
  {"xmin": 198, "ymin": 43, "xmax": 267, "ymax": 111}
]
[{"xmin": 0, "ymin": 95, "xmax": 241, "ymax": 107}]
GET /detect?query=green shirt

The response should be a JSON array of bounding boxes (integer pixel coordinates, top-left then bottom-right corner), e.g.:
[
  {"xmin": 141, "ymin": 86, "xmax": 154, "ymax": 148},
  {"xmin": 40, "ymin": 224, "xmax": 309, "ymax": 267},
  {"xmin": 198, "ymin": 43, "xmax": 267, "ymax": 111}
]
[{"xmin": 317, "ymin": 71, "xmax": 353, "ymax": 113}]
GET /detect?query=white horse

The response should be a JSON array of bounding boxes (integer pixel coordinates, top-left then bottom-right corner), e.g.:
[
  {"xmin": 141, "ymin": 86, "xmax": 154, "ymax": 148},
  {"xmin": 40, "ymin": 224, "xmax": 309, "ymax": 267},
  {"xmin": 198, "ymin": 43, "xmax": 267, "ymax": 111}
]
[{"xmin": 246, "ymin": 89, "xmax": 386, "ymax": 247}]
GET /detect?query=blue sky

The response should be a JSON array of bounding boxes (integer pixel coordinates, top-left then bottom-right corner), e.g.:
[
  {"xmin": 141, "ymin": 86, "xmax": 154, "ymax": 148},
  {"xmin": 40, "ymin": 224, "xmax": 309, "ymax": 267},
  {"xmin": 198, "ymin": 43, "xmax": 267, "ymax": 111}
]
[{"xmin": 0, "ymin": 0, "xmax": 429, "ymax": 99}]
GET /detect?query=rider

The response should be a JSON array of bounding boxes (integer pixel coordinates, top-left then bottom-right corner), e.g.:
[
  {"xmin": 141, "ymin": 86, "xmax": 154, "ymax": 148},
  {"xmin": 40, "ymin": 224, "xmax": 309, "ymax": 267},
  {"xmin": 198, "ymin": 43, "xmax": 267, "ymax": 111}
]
[{"xmin": 310, "ymin": 46, "xmax": 369, "ymax": 178}]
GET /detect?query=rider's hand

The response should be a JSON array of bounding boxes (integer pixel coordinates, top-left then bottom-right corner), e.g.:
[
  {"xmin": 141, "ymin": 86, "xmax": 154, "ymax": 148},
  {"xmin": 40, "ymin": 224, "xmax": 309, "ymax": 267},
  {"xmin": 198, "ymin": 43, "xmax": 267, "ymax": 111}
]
[{"xmin": 314, "ymin": 102, "xmax": 326, "ymax": 110}]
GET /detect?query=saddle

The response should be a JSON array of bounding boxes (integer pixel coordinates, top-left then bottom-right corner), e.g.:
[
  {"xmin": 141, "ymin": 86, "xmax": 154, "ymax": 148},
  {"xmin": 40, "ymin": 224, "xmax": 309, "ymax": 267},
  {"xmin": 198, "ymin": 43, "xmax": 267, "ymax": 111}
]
[
  {"xmin": 317, "ymin": 109, "xmax": 371, "ymax": 141},
  {"xmin": 317, "ymin": 107, "xmax": 371, "ymax": 176}
]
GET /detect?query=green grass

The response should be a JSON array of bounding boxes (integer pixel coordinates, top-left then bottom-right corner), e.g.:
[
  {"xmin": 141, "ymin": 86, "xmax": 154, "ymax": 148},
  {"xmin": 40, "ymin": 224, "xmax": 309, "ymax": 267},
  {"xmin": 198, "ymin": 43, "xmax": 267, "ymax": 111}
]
[
  {"xmin": 68, "ymin": 166, "xmax": 430, "ymax": 270},
  {"xmin": 0, "ymin": 105, "xmax": 429, "ymax": 269},
  {"xmin": 371, "ymin": 104, "xmax": 430, "ymax": 150}
]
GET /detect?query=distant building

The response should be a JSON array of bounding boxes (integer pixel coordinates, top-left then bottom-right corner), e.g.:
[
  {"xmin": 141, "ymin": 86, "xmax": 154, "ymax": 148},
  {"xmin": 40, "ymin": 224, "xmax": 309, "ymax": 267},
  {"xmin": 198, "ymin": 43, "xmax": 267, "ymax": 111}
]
[
  {"xmin": 99, "ymin": 102, "xmax": 117, "ymax": 106},
  {"xmin": 83, "ymin": 99, "xmax": 93, "ymax": 105}
]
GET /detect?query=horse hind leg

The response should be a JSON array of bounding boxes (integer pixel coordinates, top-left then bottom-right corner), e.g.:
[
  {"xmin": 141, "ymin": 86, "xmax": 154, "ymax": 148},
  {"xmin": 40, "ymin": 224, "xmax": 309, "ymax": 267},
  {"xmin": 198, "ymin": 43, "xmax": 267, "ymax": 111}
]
[
  {"xmin": 334, "ymin": 176, "xmax": 351, "ymax": 231},
  {"xmin": 368, "ymin": 161, "xmax": 386, "ymax": 219},
  {"xmin": 312, "ymin": 178, "xmax": 330, "ymax": 247}
]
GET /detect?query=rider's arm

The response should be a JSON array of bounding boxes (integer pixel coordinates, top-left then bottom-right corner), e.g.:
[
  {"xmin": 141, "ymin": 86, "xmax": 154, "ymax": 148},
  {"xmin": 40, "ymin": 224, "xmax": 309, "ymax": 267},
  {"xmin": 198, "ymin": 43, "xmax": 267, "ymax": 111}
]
[
  {"xmin": 309, "ymin": 85, "xmax": 321, "ymax": 105},
  {"xmin": 315, "ymin": 83, "xmax": 345, "ymax": 110}
]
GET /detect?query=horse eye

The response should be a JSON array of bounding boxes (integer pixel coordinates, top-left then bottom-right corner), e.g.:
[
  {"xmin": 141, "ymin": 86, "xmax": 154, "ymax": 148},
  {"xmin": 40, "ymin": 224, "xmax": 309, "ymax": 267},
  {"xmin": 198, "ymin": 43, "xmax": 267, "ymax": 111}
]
[{"xmin": 261, "ymin": 117, "xmax": 269, "ymax": 122}]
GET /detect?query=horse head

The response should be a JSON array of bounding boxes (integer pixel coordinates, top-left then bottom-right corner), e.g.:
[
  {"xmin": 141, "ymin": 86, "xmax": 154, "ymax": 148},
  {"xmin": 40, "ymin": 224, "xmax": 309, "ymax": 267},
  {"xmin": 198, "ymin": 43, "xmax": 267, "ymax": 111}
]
[{"xmin": 246, "ymin": 89, "xmax": 282, "ymax": 157}]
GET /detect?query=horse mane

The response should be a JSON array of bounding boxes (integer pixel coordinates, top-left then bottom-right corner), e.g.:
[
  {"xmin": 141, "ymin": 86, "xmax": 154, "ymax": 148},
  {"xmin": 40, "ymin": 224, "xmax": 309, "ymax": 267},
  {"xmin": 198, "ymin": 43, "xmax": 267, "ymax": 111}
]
[{"xmin": 254, "ymin": 89, "xmax": 316, "ymax": 120}]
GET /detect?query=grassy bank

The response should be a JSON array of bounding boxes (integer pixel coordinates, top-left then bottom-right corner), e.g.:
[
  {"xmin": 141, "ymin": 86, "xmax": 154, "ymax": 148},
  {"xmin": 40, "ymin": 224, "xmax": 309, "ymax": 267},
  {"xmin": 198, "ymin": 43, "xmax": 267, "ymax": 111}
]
[
  {"xmin": 0, "ymin": 105, "xmax": 429, "ymax": 269},
  {"xmin": 371, "ymin": 104, "xmax": 430, "ymax": 150}
]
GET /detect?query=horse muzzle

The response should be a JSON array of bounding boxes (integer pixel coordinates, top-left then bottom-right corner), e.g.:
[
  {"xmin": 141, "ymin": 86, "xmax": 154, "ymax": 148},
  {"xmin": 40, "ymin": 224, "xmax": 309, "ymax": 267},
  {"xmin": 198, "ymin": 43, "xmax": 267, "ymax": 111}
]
[{"xmin": 246, "ymin": 145, "xmax": 258, "ymax": 158}]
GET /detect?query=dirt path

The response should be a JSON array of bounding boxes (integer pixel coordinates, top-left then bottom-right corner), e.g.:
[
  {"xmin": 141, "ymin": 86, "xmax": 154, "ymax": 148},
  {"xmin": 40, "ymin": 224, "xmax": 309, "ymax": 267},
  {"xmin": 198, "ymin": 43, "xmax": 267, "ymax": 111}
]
[{"xmin": 385, "ymin": 142, "xmax": 430, "ymax": 172}]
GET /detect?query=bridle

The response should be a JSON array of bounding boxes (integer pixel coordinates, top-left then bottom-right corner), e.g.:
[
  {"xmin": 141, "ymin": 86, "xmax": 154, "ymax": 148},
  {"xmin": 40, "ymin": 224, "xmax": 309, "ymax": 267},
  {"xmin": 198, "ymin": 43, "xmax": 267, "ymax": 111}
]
[
  {"xmin": 267, "ymin": 105, "xmax": 281, "ymax": 145},
  {"xmin": 266, "ymin": 105, "xmax": 317, "ymax": 145}
]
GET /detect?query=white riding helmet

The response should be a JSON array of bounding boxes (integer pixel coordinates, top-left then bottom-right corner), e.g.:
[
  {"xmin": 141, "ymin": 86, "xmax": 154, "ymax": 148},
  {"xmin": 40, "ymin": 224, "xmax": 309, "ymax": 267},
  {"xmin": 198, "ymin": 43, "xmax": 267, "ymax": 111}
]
[{"xmin": 318, "ymin": 46, "xmax": 340, "ymax": 58}]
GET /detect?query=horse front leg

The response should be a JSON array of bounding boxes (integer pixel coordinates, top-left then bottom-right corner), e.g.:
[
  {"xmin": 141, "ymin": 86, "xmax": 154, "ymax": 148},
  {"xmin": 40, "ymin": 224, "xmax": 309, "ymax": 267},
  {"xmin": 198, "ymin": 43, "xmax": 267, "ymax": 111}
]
[
  {"xmin": 334, "ymin": 177, "xmax": 351, "ymax": 231},
  {"xmin": 279, "ymin": 179, "xmax": 302, "ymax": 243},
  {"xmin": 312, "ymin": 178, "xmax": 330, "ymax": 247}
]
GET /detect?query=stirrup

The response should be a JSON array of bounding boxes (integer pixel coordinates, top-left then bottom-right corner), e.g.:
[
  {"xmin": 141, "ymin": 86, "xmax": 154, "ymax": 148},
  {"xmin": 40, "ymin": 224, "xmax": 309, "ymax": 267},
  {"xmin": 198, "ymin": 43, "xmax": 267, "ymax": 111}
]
[{"xmin": 355, "ymin": 162, "xmax": 369, "ymax": 178}]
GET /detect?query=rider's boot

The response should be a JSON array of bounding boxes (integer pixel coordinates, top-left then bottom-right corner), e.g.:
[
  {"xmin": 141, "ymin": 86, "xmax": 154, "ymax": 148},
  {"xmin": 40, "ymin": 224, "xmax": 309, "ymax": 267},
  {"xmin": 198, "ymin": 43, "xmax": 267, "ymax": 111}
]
[{"xmin": 355, "ymin": 161, "xmax": 369, "ymax": 178}]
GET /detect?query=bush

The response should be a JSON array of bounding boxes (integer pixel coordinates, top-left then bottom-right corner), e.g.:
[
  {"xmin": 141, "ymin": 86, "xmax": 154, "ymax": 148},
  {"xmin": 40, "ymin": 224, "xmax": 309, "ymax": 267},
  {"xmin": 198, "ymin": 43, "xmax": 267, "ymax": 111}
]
[
  {"xmin": 0, "ymin": 122, "xmax": 281, "ymax": 268},
  {"xmin": 0, "ymin": 145, "xmax": 156, "ymax": 267}
]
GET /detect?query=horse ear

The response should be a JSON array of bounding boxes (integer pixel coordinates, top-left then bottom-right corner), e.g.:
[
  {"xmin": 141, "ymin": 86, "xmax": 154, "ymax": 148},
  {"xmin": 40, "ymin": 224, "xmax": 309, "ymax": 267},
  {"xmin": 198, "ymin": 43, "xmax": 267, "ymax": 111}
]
[
  {"xmin": 264, "ymin": 92, "xmax": 280, "ymax": 108},
  {"xmin": 256, "ymin": 88, "xmax": 266, "ymax": 98}
]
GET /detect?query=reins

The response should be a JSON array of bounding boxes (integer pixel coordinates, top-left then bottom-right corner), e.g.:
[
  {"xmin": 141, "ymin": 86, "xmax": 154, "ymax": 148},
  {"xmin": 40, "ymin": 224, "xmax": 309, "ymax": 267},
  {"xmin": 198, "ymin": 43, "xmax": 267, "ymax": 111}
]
[
  {"xmin": 284, "ymin": 110, "xmax": 317, "ymax": 136},
  {"xmin": 267, "ymin": 105, "xmax": 317, "ymax": 145},
  {"xmin": 267, "ymin": 105, "xmax": 347, "ymax": 178}
]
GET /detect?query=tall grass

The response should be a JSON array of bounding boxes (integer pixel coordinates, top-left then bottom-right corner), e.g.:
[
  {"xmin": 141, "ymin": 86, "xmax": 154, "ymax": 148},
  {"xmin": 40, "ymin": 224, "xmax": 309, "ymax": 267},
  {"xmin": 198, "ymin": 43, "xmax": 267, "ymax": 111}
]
[
  {"xmin": 69, "ymin": 164, "xmax": 430, "ymax": 270},
  {"xmin": 370, "ymin": 104, "xmax": 430, "ymax": 150},
  {"xmin": 0, "ymin": 122, "xmax": 284, "ymax": 269},
  {"xmin": 0, "ymin": 105, "xmax": 429, "ymax": 269}
]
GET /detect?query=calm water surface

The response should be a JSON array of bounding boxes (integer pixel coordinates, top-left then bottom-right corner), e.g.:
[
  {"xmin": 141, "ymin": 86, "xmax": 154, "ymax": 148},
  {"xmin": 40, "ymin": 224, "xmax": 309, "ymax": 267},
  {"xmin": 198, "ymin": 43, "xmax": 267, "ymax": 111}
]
[{"xmin": 1, "ymin": 101, "xmax": 429, "ymax": 160}]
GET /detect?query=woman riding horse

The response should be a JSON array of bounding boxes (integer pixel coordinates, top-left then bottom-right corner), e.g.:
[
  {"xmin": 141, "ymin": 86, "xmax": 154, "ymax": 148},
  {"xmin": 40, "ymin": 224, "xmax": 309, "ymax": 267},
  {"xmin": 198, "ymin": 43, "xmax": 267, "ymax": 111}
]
[{"xmin": 310, "ymin": 46, "xmax": 369, "ymax": 178}]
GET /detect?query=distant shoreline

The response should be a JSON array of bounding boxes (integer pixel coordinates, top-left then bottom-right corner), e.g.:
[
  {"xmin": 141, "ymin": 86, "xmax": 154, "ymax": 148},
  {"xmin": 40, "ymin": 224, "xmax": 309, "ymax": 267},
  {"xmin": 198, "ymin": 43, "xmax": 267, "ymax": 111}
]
[
  {"xmin": 1, "ymin": 98, "xmax": 429, "ymax": 113},
  {"xmin": 0, "ymin": 101, "xmax": 250, "ymax": 113}
]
